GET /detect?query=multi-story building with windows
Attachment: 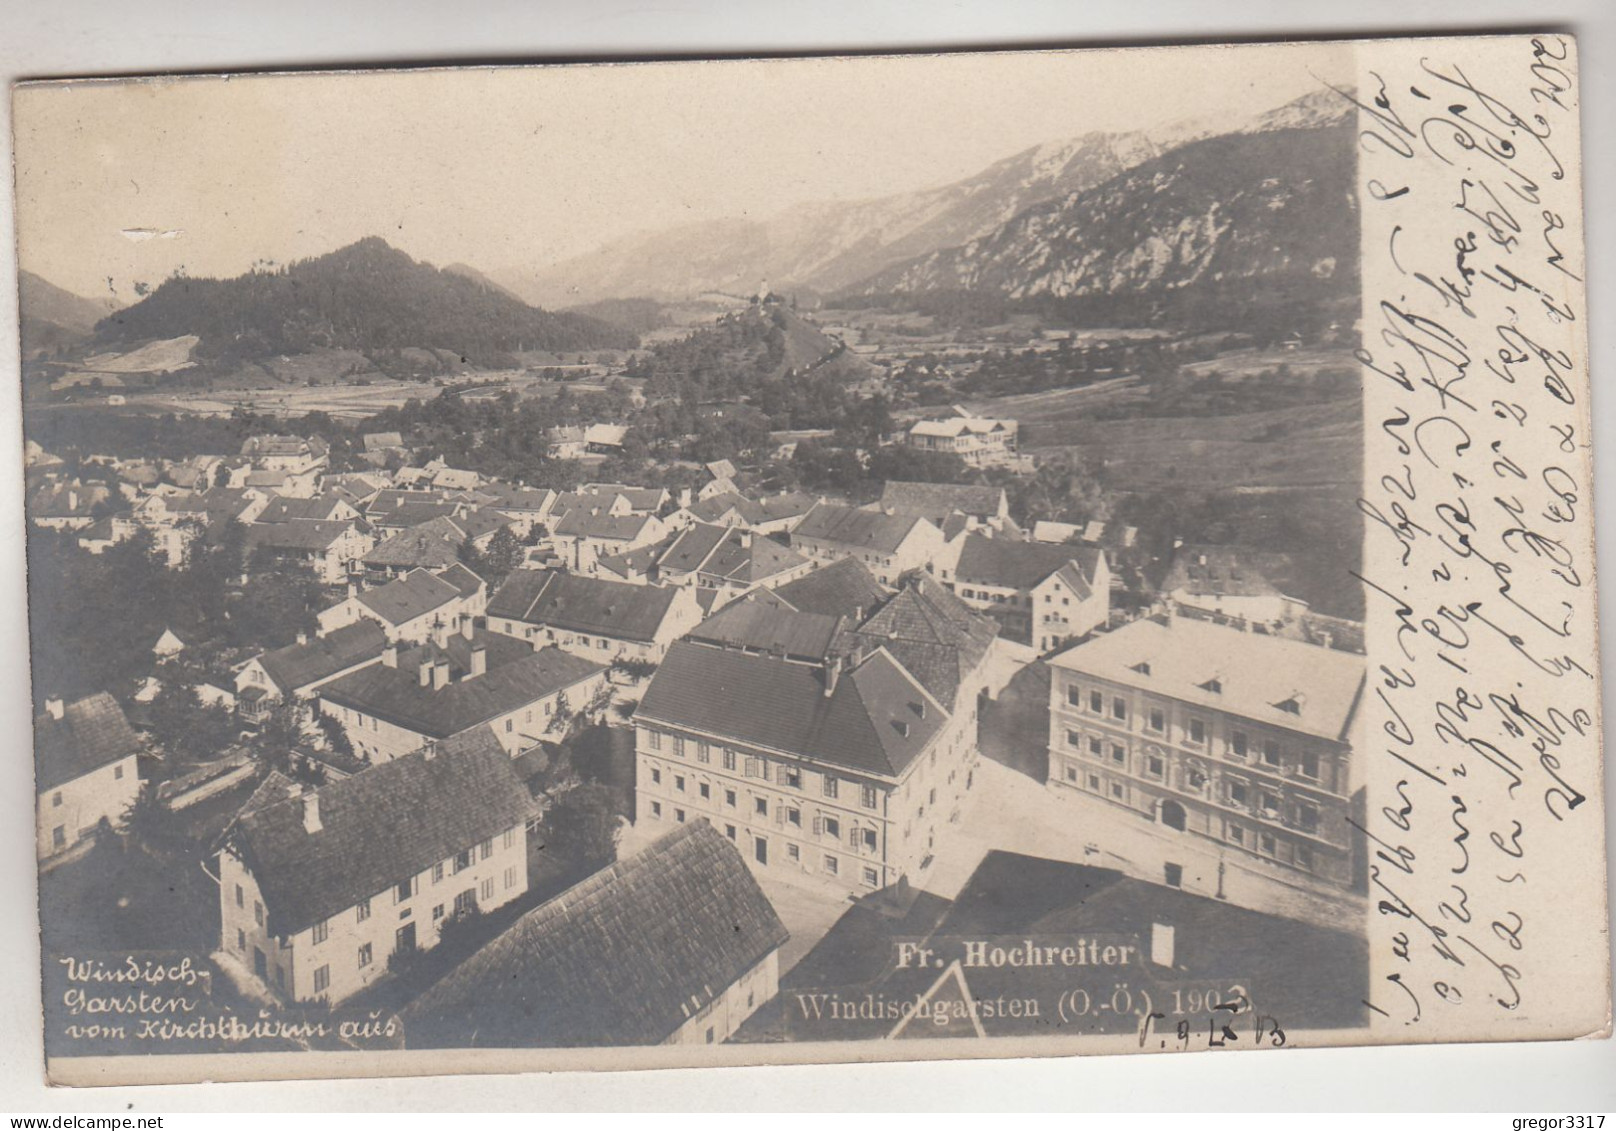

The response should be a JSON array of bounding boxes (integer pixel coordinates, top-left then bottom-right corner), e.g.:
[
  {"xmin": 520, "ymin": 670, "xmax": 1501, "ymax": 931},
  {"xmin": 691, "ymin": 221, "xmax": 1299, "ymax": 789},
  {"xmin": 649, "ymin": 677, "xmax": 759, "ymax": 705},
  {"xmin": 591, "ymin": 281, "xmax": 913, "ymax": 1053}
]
[
  {"xmin": 217, "ymin": 728, "xmax": 533, "ymax": 1005},
  {"xmin": 631, "ymin": 576, "xmax": 996, "ymax": 894},
  {"xmin": 1046, "ymin": 614, "xmax": 1365, "ymax": 891}
]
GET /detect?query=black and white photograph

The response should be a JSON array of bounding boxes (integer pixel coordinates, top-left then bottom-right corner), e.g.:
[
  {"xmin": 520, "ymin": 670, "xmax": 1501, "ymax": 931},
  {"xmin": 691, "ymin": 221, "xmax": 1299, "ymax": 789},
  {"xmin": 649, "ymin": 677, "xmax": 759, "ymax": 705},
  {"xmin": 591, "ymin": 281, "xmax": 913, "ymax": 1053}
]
[{"xmin": 9, "ymin": 30, "xmax": 1606, "ymax": 1089}]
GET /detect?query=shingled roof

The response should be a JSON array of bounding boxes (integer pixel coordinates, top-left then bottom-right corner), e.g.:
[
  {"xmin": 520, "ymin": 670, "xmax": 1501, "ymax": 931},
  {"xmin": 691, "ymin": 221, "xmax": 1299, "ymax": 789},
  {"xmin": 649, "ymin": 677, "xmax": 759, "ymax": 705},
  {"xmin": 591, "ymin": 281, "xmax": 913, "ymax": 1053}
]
[
  {"xmin": 955, "ymin": 534, "xmax": 1103, "ymax": 595},
  {"xmin": 486, "ymin": 570, "xmax": 684, "ymax": 644},
  {"xmin": 245, "ymin": 519, "xmax": 358, "ymax": 553},
  {"xmin": 255, "ymin": 621, "xmax": 388, "ymax": 695},
  {"xmin": 255, "ymin": 495, "xmax": 352, "ymax": 524},
  {"xmin": 364, "ymin": 527, "xmax": 464, "ymax": 571},
  {"xmin": 34, "ymin": 693, "xmax": 143, "ymax": 793},
  {"xmin": 879, "ymin": 481, "xmax": 1007, "ymax": 523},
  {"xmin": 688, "ymin": 595, "xmax": 847, "ymax": 663},
  {"xmin": 1161, "ymin": 544, "xmax": 1291, "ymax": 600},
  {"xmin": 353, "ymin": 568, "xmax": 463, "ymax": 626},
  {"xmin": 637, "ymin": 642, "xmax": 946, "ymax": 779},
  {"xmin": 228, "ymin": 729, "xmax": 532, "ymax": 936},
  {"xmin": 772, "ymin": 558, "xmax": 891, "ymax": 621},
  {"xmin": 854, "ymin": 575, "xmax": 997, "ymax": 710},
  {"xmin": 793, "ymin": 503, "xmax": 929, "ymax": 553},
  {"xmin": 1048, "ymin": 615, "xmax": 1366, "ymax": 743},
  {"xmin": 319, "ymin": 645, "xmax": 604, "ymax": 740},
  {"xmin": 552, "ymin": 509, "xmax": 657, "ymax": 543},
  {"xmin": 400, "ymin": 822, "xmax": 787, "ymax": 1047},
  {"xmin": 655, "ymin": 524, "xmax": 808, "ymax": 585}
]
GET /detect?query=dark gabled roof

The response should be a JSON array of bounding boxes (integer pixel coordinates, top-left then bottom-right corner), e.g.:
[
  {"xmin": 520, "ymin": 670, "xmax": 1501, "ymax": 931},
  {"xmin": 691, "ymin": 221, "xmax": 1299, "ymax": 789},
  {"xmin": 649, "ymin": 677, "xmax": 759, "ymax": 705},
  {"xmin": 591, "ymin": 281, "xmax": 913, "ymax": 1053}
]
[
  {"xmin": 655, "ymin": 523, "xmax": 729, "ymax": 574},
  {"xmin": 636, "ymin": 642, "xmax": 946, "ymax": 778},
  {"xmin": 34, "ymin": 693, "xmax": 142, "ymax": 792},
  {"xmin": 245, "ymin": 519, "xmax": 356, "ymax": 552},
  {"xmin": 481, "ymin": 484, "xmax": 557, "ymax": 512},
  {"xmin": 486, "ymin": 569, "xmax": 683, "ymax": 644},
  {"xmin": 772, "ymin": 558, "xmax": 891, "ymax": 621},
  {"xmin": 255, "ymin": 494, "xmax": 351, "ymax": 524},
  {"xmin": 579, "ymin": 483, "xmax": 665, "ymax": 510},
  {"xmin": 362, "ymin": 431, "xmax": 404, "ymax": 451},
  {"xmin": 793, "ymin": 503, "xmax": 930, "ymax": 553},
  {"xmin": 28, "ymin": 480, "xmax": 109, "ymax": 518},
  {"xmin": 1161, "ymin": 544, "xmax": 1289, "ymax": 600},
  {"xmin": 365, "ymin": 488, "xmax": 448, "ymax": 515},
  {"xmin": 854, "ymin": 575, "xmax": 997, "ymax": 710},
  {"xmin": 401, "ymin": 821, "xmax": 787, "ymax": 1048},
  {"xmin": 168, "ymin": 486, "xmax": 256, "ymax": 523},
  {"xmin": 955, "ymin": 533, "xmax": 1103, "ymax": 594},
  {"xmin": 552, "ymin": 509, "xmax": 655, "ymax": 542},
  {"xmin": 699, "ymin": 530, "xmax": 808, "ymax": 584},
  {"xmin": 353, "ymin": 568, "xmax": 462, "ymax": 625},
  {"xmin": 319, "ymin": 645, "xmax": 605, "ymax": 740},
  {"xmin": 241, "ymin": 434, "xmax": 329, "ymax": 460},
  {"xmin": 879, "ymin": 480, "xmax": 1006, "ymax": 521},
  {"xmin": 596, "ymin": 535, "xmax": 673, "ymax": 580},
  {"xmin": 363, "ymin": 528, "xmax": 464, "ymax": 571},
  {"xmin": 229, "ymin": 730, "xmax": 532, "ymax": 935},
  {"xmin": 434, "ymin": 561, "xmax": 486, "ymax": 600},
  {"xmin": 752, "ymin": 491, "xmax": 817, "ymax": 522},
  {"xmin": 375, "ymin": 502, "xmax": 465, "ymax": 530},
  {"xmin": 687, "ymin": 492, "xmax": 763, "ymax": 525},
  {"xmin": 256, "ymin": 621, "xmax": 389, "ymax": 694},
  {"xmin": 688, "ymin": 595, "xmax": 847, "ymax": 663}
]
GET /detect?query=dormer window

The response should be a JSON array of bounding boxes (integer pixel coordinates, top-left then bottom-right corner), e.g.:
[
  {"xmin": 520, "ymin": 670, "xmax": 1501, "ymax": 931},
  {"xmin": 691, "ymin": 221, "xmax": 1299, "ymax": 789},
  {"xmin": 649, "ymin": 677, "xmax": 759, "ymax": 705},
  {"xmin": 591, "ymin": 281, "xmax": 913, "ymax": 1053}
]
[
  {"xmin": 1200, "ymin": 677, "xmax": 1223, "ymax": 694},
  {"xmin": 1130, "ymin": 661, "xmax": 1151, "ymax": 676},
  {"xmin": 1276, "ymin": 696, "xmax": 1302, "ymax": 715}
]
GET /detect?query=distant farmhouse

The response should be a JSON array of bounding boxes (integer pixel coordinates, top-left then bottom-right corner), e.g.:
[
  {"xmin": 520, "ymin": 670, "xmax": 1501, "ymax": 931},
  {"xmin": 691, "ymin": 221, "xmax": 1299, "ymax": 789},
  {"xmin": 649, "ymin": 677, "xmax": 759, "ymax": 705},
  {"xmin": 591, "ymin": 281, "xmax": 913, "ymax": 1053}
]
[{"xmin": 904, "ymin": 405, "xmax": 1020, "ymax": 469}]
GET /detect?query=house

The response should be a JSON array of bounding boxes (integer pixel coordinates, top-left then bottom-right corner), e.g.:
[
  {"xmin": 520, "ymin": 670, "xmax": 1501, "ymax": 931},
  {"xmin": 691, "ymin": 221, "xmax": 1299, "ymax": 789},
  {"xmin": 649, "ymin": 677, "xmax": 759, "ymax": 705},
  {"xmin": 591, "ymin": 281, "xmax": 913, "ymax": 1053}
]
[
  {"xmin": 624, "ymin": 523, "xmax": 813, "ymax": 608},
  {"xmin": 904, "ymin": 407, "xmax": 1019, "ymax": 468},
  {"xmin": 217, "ymin": 729, "xmax": 534, "ymax": 1004},
  {"xmin": 546, "ymin": 425, "xmax": 588, "ymax": 460},
  {"xmin": 254, "ymin": 494, "xmax": 361, "ymax": 525},
  {"xmin": 876, "ymin": 481, "xmax": 1010, "ymax": 533},
  {"xmin": 152, "ymin": 627, "xmax": 188, "ymax": 660},
  {"xmin": 240, "ymin": 435, "xmax": 329, "ymax": 497},
  {"xmin": 1046, "ymin": 615, "xmax": 1366, "ymax": 893},
  {"xmin": 683, "ymin": 492, "xmax": 759, "ymax": 529},
  {"xmin": 577, "ymin": 483, "xmax": 670, "ymax": 514},
  {"xmin": 318, "ymin": 636, "xmax": 607, "ymax": 762},
  {"xmin": 749, "ymin": 491, "xmax": 819, "ymax": 536},
  {"xmin": 1160, "ymin": 544, "xmax": 1309, "ymax": 627},
  {"xmin": 791, "ymin": 503, "xmax": 944, "ymax": 585},
  {"xmin": 583, "ymin": 423, "xmax": 628, "ymax": 454},
  {"xmin": 769, "ymin": 557, "xmax": 890, "ymax": 622},
  {"xmin": 943, "ymin": 534, "xmax": 1110, "ymax": 651},
  {"xmin": 550, "ymin": 509, "xmax": 667, "ymax": 575},
  {"xmin": 35, "ymin": 693, "xmax": 143, "ymax": 861},
  {"xmin": 633, "ymin": 633, "xmax": 970, "ymax": 894},
  {"xmin": 27, "ymin": 480, "xmax": 109, "ymax": 531},
  {"xmin": 362, "ymin": 526, "xmax": 466, "ymax": 578},
  {"xmin": 234, "ymin": 621, "xmax": 391, "ymax": 717},
  {"xmin": 480, "ymin": 484, "xmax": 559, "ymax": 538},
  {"xmin": 1031, "ymin": 520, "xmax": 1081, "ymax": 545},
  {"xmin": 361, "ymin": 432, "xmax": 405, "ymax": 459},
  {"xmin": 686, "ymin": 594, "xmax": 849, "ymax": 665},
  {"xmin": 486, "ymin": 569, "xmax": 704, "ymax": 663},
  {"xmin": 317, "ymin": 567, "xmax": 478, "ymax": 644},
  {"xmin": 245, "ymin": 520, "xmax": 375, "ymax": 584},
  {"xmin": 399, "ymin": 822, "xmax": 787, "ymax": 1047}
]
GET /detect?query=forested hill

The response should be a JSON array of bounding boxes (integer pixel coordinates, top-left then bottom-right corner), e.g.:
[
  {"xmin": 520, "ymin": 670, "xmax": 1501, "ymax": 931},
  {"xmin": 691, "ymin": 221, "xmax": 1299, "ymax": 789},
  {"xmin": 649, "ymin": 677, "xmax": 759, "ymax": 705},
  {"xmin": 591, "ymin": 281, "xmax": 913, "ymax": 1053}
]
[{"xmin": 92, "ymin": 237, "xmax": 637, "ymax": 368}]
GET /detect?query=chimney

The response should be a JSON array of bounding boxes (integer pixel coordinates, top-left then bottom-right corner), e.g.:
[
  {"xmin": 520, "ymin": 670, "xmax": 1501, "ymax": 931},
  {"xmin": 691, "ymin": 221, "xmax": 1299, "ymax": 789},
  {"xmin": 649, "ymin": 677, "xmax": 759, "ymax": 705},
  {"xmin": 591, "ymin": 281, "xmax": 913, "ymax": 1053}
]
[
  {"xmin": 461, "ymin": 614, "xmax": 475, "ymax": 640},
  {"xmin": 419, "ymin": 659, "xmax": 433, "ymax": 687},
  {"xmin": 347, "ymin": 581, "xmax": 358, "ymax": 599},
  {"xmin": 433, "ymin": 660, "xmax": 451, "ymax": 690},
  {"xmin": 468, "ymin": 645, "xmax": 487, "ymax": 680},
  {"xmin": 44, "ymin": 697, "xmax": 65, "ymax": 721},
  {"xmin": 823, "ymin": 655, "xmax": 842, "ymax": 698},
  {"xmin": 301, "ymin": 788, "xmax": 322, "ymax": 835},
  {"xmin": 296, "ymin": 631, "xmax": 309, "ymax": 647},
  {"xmin": 422, "ymin": 739, "xmax": 437, "ymax": 761}
]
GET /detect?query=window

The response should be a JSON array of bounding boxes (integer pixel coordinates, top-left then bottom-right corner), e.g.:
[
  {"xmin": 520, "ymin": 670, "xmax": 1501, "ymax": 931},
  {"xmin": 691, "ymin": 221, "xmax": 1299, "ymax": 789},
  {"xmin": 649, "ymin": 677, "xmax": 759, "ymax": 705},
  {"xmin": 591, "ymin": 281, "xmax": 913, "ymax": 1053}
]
[
  {"xmin": 1300, "ymin": 750, "xmax": 1320, "ymax": 780},
  {"xmin": 505, "ymin": 719, "xmax": 514, "ymax": 733},
  {"xmin": 1148, "ymin": 708, "xmax": 1165, "ymax": 733},
  {"xmin": 696, "ymin": 741, "xmax": 710, "ymax": 763},
  {"xmin": 1110, "ymin": 782, "xmax": 1125, "ymax": 799},
  {"xmin": 1066, "ymin": 764, "xmax": 1078, "ymax": 782},
  {"xmin": 254, "ymin": 901, "xmax": 265, "ymax": 927},
  {"xmin": 503, "ymin": 828, "xmax": 516, "ymax": 850},
  {"xmin": 1295, "ymin": 844, "xmax": 1314, "ymax": 871},
  {"xmin": 787, "ymin": 808, "xmax": 801, "ymax": 827},
  {"xmin": 432, "ymin": 862, "xmax": 445, "ymax": 884},
  {"xmin": 1066, "ymin": 728, "xmax": 1081, "ymax": 748},
  {"xmin": 235, "ymin": 884, "xmax": 245, "ymax": 909},
  {"xmin": 433, "ymin": 904, "xmax": 445, "ymax": 921},
  {"xmin": 1228, "ymin": 823, "xmax": 1245, "ymax": 846},
  {"xmin": 822, "ymin": 816, "xmax": 841, "ymax": 840},
  {"xmin": 786, "ymin": 843, "xmax": 800, "ymax": 861},
  {"xmin": 454, "ymin": 849, "xmax": 472, "ymax": 873},
  {"xmin": 861, "ymin": 784, "xmax": 878, "ymax": 810},
  {"xmin": 1228, "ymin": 780, "xmax": 1248, "ymax": 806},
  {"xmin": 699, "ymin": 782, "xmax": 711, "ymax": 800},
  {"xmin": 650, "ymin": 800, "xmax": 663, "ymax": 818},
  {"xmin": 1088, "ymin": 736, "xmax": 1103, "ymax": 757},
  {"xmin": 313, "ymin": 965, "xmax": 330, "ymax": 995},
  {"xmin": 723, "ymin": 749, "xmax": 737, "ymax": 771},
  {"xmin": 1089, "ymin": 690, "xmax": 1103, "ymax": 713},
  {"xmin": 824, "ymin": 855, "xmax": 839, "ymax": 875},
  {"xmin": 651, "ymin": 767, "xmax": 662, "ymax": 785},
  {"xmin": 480, "ymin": 877, "xmax": 495, "ymax": 901},
  {"xmin": 823, "ymin": 775, "xmax": 839, "ymax": 800},
  {"xmin": 1066, "ymin": 686, "xmax": 1082, "ymax": 707},
  {"xmin": 396, "ymin": 877, "xmax": 414, "ymax": 903},
  {"xmin": 114, "ymin": 764, "xmax": 125, "ymax": 780},
  {"xmin": 311, "ymin": 919, "xmax": 330, "ymax": 946},
  {"xmin": 480, "ymin": 838, "xmax": 493, "ymax": 860},
  {"xmin": 1231, "ymin": 731, "xmax": 1249, "ymax": 758},
  {"xmin": 1295, "ymin": 800, "xmax": 1320, "ymax": 833},
  {"xmin": 782, "ymin": 767, "xmax": 802, "ymax": 789},
  {"xmin": 1112, "ymin": 696, "xmax": 1127, "ymax": 721},
  {"xmin": 861, "ymin": 828, "xmax": 877, "ymax": 852},
  {"xmin": 1110, "ymin": 743, "xmax": 1125, "ymax": 765},
  {"xmin": 1189, "ymin": 718, "xmax": 1206, "ymax": 745},
  {"xmin": 1147, "ymin": 754, "xmax": 1164, "ymax": 778},
  {"xmin": 236, "ymin": 928, "xmax": 246, "ymax": 951},
  {"xmin": 676, "ymin": 808, "xmax": 687, "ymax": 823},
  {"xmin": 1260, "ymin": 832, "xmax": 1277, "ymax": 856},
  {"xmin": 358, "ymin": 942, "xmax": 373, "ymax": 968},
  {"xmin": 755, "ymin": 797, "xmax": 768, "ymax": 816},
  {"xmin": 1260, "ymin": 791, "xmax": 1281, "ymax": 816},
  {"xmin": 673, "ymin": 736, "xmax": 686, "ymax": 758},
  {"xmin": 725, "ymin": 824, "xmax": 736, "ymax": 840},
  {"xmin": 675, "ymin": 775, "xmax": 686, "ymax": 792},
  {"xmin": 504, "ymin": 865, "xmax": 517, "ymax": 890},
  {"xmin": 455, "ymin": 889, "xmax": 477, "ymax": 916},
  {"xmin": 647, "ymin": 729, "xmax": 662, "ymax": 751},
  {"xmin": 863, "ymin": 867, "xmax": 880, "ymax": 887},
  {"xmin": 1263, "ymin": 740, "xmax": 1281, "ymax": 767},
  {"xmin": 1088, "ymin": 773, "xmax": 1100, "ymax": 790}
]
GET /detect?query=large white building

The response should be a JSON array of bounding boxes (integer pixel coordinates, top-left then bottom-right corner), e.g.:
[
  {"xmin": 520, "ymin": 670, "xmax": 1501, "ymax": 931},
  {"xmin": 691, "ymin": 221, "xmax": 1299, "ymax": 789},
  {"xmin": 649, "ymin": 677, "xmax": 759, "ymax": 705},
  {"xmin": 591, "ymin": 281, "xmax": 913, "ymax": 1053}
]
[{"xmin": 34, "ymin": 693, "xmax": 143, "ymax": 862}]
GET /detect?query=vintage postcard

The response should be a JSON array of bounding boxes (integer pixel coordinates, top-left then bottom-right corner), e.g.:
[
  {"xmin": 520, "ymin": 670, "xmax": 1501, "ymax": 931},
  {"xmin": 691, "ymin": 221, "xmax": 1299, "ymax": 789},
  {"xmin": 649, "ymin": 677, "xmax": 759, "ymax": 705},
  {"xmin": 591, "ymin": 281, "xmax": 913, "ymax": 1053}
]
[{"xmin": 11, "ymin": 34, "xmax": 1608, "ymax": 1086}]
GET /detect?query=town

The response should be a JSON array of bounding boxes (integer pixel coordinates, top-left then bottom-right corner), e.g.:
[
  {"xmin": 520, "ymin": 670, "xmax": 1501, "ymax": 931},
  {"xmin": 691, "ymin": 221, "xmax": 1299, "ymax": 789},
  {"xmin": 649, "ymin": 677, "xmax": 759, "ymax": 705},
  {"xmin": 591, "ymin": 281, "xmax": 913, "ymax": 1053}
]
[{"xmin": 28, "ymin": 326, "xmax": 1370, "ymax": 1048}]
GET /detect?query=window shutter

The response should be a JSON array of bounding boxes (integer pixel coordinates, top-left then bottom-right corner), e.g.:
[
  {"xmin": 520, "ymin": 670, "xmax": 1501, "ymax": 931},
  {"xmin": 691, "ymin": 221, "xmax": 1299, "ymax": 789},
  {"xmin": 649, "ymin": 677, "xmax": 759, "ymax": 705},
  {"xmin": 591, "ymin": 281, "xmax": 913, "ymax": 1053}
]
[{"xmin": 813, "ymin": 815, "xmax": 823, "ymax": 836}]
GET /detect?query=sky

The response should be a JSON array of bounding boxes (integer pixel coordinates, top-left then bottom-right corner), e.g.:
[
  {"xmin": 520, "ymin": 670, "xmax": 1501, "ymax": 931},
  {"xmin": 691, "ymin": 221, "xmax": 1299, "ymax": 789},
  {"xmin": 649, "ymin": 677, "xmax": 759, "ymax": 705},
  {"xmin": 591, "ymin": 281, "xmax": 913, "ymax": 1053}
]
[{"xmin": 12, "ymin": 41, "xmax": 1353, "ymax": 304}]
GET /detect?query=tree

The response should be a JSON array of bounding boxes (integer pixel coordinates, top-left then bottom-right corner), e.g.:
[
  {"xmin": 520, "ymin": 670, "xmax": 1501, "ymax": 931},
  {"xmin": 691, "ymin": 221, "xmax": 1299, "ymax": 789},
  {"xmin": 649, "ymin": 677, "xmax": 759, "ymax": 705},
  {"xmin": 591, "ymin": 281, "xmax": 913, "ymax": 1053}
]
[
  {"xmin": 480, "ymin": 527, "xmax": 523, "ymax": 587},
  {"xmin": 543, "ymin": 782, "xmax": 621, "ymax": 870}
]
